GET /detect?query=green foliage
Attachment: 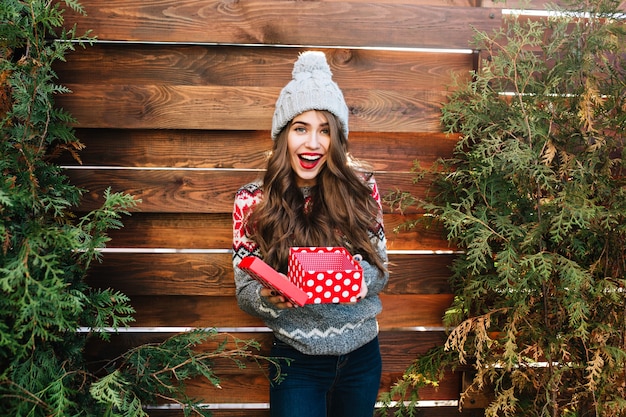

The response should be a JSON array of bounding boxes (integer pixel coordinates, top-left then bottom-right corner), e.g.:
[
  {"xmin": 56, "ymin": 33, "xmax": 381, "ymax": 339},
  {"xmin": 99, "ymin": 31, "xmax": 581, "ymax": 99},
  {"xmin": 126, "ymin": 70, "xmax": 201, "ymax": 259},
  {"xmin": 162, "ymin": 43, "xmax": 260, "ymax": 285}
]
[
  {"xmin": 378, "ymin": 347, "xmax": 457, "ymax": 417},
  {"xmin": 383, "ymin": 1, "xmax": 626, "ymax": 416},
  {"xmin": 1, "ymin": 1, "xmax": 279, "ymax": 416},
  {"xmin": 89, "ymin": 330, "xmax": 282, "ymax": 417}
]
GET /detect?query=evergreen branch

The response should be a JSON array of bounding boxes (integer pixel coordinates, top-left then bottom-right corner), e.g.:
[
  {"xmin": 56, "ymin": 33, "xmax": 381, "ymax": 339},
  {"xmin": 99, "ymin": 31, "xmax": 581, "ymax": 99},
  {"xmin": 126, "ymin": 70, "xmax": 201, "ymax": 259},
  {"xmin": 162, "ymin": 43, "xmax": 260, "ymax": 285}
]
[
  {"xmin": 385, "ymin": 2, "xmax": 626, "ymax": 415},
  {"xmin": 1, "ymin": 2, "xmax": 270, "ymax": 416},
  {"xmin": 0, "ymin": 379, "xmax": 50, "ymax": 410}
]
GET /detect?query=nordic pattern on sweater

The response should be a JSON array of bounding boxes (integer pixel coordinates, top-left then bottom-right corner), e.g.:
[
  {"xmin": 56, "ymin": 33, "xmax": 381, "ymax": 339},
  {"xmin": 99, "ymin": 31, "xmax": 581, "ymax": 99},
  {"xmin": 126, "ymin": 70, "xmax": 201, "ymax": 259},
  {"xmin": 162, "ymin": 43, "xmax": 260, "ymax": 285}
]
[{"xmin": 232, "ymin": 177, "xmax": 389, "ymax": 356}]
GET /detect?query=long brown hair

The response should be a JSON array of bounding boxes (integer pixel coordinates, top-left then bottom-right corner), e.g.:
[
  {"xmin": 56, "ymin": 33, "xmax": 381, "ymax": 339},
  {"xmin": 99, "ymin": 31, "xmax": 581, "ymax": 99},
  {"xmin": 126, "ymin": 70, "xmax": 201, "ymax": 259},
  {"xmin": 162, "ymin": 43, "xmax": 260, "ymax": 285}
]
[{"xmin": 246, "ymin": 110, "xmax": 386, "ymax": 275}]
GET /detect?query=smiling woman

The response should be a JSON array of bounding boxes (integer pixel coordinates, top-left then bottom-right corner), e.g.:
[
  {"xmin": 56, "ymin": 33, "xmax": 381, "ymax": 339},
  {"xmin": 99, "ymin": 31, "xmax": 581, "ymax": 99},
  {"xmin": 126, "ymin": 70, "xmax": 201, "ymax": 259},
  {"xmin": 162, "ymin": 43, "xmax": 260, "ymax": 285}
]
[
  {"xmin": 287, "ymin": 110, "xmax": 331, "ymax": 187},
  {"xmin": 231, "ymin": 51, "xmax": 389, "ymax": 417}
]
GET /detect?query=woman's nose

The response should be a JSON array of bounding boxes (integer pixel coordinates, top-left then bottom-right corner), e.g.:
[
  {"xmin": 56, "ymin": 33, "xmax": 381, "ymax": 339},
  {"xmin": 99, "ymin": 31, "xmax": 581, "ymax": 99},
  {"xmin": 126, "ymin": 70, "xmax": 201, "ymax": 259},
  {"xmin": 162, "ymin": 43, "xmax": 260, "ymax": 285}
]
[{"xmin": 305, "ymin": 132, "xmax": 320, "ymax": 148}]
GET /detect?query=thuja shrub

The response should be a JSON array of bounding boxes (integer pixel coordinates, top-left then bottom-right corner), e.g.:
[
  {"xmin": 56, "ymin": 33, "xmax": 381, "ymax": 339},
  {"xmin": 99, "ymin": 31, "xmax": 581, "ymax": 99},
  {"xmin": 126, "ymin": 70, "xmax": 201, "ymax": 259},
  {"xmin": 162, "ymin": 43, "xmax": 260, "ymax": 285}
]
[
  {"xmin": 1, "ymin": 2, "xmax": 276, "ymax": 416},
  {"xmin": 382, "ymin": 1, "xmax": 626, "ymax": 416}
]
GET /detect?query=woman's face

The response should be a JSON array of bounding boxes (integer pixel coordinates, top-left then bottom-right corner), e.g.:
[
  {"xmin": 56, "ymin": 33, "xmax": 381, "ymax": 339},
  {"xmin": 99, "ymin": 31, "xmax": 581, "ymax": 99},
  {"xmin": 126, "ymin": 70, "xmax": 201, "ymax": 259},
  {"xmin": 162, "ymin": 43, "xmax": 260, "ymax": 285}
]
[{"xmin": 287, "ymin": 110, "xmax": 331, "ymax": 187}]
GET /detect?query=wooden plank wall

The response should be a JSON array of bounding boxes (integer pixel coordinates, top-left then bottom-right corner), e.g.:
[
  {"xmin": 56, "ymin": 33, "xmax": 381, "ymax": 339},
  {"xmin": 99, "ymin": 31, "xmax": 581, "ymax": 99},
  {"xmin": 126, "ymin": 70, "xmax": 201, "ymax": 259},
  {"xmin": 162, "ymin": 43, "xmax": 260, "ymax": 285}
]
[{"xmin": 55, "ymin": 1, "xmax": 558, "ymax": 416}]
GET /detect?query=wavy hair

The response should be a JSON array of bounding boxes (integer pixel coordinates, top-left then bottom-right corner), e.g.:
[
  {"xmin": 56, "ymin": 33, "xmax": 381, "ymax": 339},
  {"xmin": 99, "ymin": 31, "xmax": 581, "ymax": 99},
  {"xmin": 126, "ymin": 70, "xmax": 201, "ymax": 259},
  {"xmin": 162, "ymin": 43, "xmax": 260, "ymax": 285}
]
[{"xmin": 246, "ymin": 110, "xmax": 386, "ymax": 275}]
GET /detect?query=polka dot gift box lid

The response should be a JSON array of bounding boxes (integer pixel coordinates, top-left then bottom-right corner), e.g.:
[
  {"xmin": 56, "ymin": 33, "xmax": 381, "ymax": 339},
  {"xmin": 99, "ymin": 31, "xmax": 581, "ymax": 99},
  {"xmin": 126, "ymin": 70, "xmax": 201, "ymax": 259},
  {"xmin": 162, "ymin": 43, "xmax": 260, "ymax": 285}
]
[{"xmin": 288, "ymin": 247, "xmax": 363, "ymax": 304}]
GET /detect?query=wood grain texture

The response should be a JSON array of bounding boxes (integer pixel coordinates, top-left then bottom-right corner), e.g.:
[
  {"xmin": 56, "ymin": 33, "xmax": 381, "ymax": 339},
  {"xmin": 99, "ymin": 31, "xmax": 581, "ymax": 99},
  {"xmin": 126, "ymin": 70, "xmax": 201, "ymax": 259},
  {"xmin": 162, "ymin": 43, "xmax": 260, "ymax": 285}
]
[
  {"xmin": 178, "ymin": 369, "xmax": 460, "ymax": 402},
  {"xmin": 50, "ymin": 0, "xmax": 500, "ymax": 411},
  {"xmin": 148, "ymin": 409, "xmax": 482, "ymax": 417},
  {"xmin": 85, "ymin": 331, "xmax": 448, "ymax": 370},
  {"xmin": 62, "ymin": 1, "xmax": 501, "ymax": 48},
  {"xmin": 118, "ymin": 294, "xmax": 453, "ymax": 330},
  {"xmin": 481, "ymin": 0, "xmax": 602, "ymax": 8},
  {"xmin": 56, "ymin": 46, "xmax": 473, "ymax": 91},
  {"xmin": 121, "ymin": 294, "xmax": 453, "ymax": 328},
  {"xmin": 85, "ymin": 253, "xmax": 455, "ymax": 296},
  {"xmin": 57, "ymin": 84, "xmax": 449, "ymax": 131},
  {"xmin": 54, "ymin": 45, "xmax": 472, "ymax": 131},
  {"xmin": 65, "ymin": 169, "xmax": 428, "ymax": 214},
  {"xmin": 91, "ymin": 212, "xmax": 452, "ymax": 251},
  {"xmin": 59, "ymin": 129, "xmax": 458, "ymax": 172},
  {"xmin": 84, "ymin": 331, "xmax": 459, "ymax": 403}
]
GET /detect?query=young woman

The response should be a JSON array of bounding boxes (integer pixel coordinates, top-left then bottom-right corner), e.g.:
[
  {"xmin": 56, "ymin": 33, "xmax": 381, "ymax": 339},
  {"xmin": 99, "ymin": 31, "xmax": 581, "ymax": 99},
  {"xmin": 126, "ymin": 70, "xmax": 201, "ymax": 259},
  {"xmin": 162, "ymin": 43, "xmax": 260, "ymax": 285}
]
[{"xmin": 232, "ymin": 51, "xmax": 389, "ymax": 417}]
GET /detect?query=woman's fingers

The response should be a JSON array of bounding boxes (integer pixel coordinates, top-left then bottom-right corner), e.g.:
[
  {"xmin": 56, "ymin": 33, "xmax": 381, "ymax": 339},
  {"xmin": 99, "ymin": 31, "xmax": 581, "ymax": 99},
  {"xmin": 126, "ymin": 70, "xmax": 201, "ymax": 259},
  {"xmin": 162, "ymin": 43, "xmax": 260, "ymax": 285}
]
[{"xmin": 260, "ymin": 287, "xmax": 294, "ymax": 309}]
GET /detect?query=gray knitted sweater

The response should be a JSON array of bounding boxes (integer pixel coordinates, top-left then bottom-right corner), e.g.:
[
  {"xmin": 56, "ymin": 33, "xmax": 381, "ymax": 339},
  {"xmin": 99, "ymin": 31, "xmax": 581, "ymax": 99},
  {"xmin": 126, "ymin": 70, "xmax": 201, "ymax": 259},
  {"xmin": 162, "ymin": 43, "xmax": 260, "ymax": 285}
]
[{"xmin": 232, "ymin": 179, "xmax": 389, "ymax": 356}]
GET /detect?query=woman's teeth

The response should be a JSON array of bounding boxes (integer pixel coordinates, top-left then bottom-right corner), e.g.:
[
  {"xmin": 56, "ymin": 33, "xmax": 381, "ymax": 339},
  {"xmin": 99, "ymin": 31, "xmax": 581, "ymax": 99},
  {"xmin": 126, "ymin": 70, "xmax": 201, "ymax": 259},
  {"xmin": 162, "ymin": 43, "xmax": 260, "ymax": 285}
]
[
  {"xmin": 300, "ymin": 154, "xmax": 321, "ymax": 161},
  {"xmin": 299, "ymin": 154, "xmax": 321, "ymax": 169}
]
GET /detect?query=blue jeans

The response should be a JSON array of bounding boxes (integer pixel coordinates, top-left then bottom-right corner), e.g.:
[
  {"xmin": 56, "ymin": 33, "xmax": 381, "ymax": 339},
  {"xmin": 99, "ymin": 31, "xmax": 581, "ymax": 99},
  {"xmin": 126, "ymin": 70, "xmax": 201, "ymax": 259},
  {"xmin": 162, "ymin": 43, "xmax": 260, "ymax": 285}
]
[{"xmin": 269, "ymin": 336, "xmax": 382, "ymax": 417}]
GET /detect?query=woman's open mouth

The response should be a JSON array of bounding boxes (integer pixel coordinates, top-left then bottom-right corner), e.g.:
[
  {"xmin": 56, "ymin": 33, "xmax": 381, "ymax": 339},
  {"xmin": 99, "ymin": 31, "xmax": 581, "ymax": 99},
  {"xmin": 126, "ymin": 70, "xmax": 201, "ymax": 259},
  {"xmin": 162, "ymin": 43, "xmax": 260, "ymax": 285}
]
[{"xmin": 299, "ymin": 153, "xmax": 322, "ymax": 169}]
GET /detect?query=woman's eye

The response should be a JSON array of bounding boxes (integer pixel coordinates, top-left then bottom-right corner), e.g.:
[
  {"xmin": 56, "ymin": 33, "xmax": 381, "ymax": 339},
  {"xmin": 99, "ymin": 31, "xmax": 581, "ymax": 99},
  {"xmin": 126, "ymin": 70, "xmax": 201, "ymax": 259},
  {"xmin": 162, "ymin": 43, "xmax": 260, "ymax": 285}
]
[
  {"xmin": 320, "ymin": 129, "xmax": 330, "ymax": 135},
  {"xmin": 294, "ymin": 127, "xmax": 306, "ymax": 133}
]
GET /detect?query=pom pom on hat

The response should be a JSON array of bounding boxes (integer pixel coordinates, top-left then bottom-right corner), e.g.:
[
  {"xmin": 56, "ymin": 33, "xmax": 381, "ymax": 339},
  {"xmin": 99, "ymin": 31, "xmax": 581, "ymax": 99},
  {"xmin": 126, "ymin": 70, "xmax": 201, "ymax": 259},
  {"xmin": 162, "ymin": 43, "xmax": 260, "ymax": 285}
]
[{"xmin": 271, "ymin": 51, "xmax": 349, "ymax": 140}]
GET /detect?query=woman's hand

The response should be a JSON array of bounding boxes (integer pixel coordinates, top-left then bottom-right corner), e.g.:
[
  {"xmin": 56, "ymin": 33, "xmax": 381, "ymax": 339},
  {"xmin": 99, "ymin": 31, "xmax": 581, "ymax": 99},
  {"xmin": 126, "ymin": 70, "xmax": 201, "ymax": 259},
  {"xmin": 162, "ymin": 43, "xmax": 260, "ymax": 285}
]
[
  {"xmin": 260, "ymin": 286, "xmax": 295, "ymax": 309},
  {"xmin": 353, "ymin": 254, "xmax": 368, "ymax": 300},
  {"xmin": 357, "ymin": 277, "xmax": 368, "ymax": 300}
]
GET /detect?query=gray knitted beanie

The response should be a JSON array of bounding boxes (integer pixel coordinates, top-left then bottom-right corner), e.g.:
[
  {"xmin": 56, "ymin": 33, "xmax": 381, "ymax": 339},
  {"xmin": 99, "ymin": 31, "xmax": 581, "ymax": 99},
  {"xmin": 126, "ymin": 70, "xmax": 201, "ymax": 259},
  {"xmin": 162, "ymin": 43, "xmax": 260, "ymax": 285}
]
[{"xmin": 271, "ymin": 51, "xmax": 349, "ymax": 140}]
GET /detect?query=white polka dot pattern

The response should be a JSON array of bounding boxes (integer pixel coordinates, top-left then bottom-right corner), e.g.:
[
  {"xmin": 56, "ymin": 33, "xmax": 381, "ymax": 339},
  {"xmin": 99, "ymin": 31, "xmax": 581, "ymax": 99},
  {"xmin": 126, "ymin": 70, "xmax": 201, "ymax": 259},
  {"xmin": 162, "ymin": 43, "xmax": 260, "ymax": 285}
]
[{"xmin": 288, "ymin": 247, "xmax": 362, "ymax": 304}]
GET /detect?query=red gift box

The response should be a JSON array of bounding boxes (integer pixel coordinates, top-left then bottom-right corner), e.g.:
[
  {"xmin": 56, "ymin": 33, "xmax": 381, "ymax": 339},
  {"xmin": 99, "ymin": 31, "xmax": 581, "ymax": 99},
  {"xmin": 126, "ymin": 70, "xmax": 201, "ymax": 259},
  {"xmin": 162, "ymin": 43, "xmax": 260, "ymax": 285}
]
[
  {"xmin": 288, "ymin": 247, "xmax": 363, "ymax": 304},
  {"xmin": 239, "ymin": 256, "xmax": 309, "ymax": 307}
]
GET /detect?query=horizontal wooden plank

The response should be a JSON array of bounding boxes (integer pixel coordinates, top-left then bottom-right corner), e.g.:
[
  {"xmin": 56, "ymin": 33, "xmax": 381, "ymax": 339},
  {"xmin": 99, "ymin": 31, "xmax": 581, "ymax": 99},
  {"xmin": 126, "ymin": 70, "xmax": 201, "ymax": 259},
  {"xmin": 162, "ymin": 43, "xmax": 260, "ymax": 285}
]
[
  {"xmin": 123, "ymin": 294, "xmax": 454, "ymax": 328},
  {"xmin": 148, "ymin": 408, "xmax": 480, "ymax": 417},
  {"xmin": 66, "ymin": 169, "xmax": 258, "ymax": 213},
  {"xmin": 86, "ymin": 253, "xmax": 455, "ymax": 296},
  {"xmin": 85, "ymin": 331, "xmax": 448, "ymax": 374},
  {"xmin": 54, "ymin": 45, "xmax": 472, "ymax": 132},
  {"xmin": 481, "ymin": 0, "xmax": 614, "ymax": 9},
  {"xmin": 56, "ymin": 46, "xmax": 473, "ymax": 91},
  {"xmin": 339, "ymin": 0, "xmax": 476, "ymax": 4},
  {"xmin": 103, "ymin": 213, "xmax": 234, "ymax": 250},
  {"xmin": 96, "ymin": 212, "xmax": 451, "ymax": 251},
  {"xmin": 65, "ymin": 169, "xmax": 428, "ymax": 214},
  {"xmin": 57, "ymin": 84, "xmax": 448, "ymax": 131},
  {"xmin": 148, "ymin": 411, "xmax": 269, "ymax": 417},
  {"xmin": 59, "ymin": 129, "xmax": 458, "ymax": 172},
  {"xmin": 179, "ymin": 369, "xmax": 461, "ymax": 404},
  {"xmin": 54, "ymin": 45, "xmax": 472, "ymax": 131},
  {"xmin": 62, "ymin": 1, "xmax": 500, "ymax": 49},
  {"xmin": 84, "ymin": 331, "xmax": 458, "ymax": 403}
]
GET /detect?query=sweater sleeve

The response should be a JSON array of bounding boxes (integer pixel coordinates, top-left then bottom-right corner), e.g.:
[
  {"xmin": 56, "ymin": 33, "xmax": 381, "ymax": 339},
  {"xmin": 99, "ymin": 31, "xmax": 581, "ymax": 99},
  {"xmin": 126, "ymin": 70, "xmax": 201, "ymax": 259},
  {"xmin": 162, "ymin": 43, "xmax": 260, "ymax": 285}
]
[
  {"xmin": 361, "ymin": 175, "xmax": 389, "ymax": 296},
  {"xmin": 232, "ymin": 183, "xmax": 284, "ymax": 320}
]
